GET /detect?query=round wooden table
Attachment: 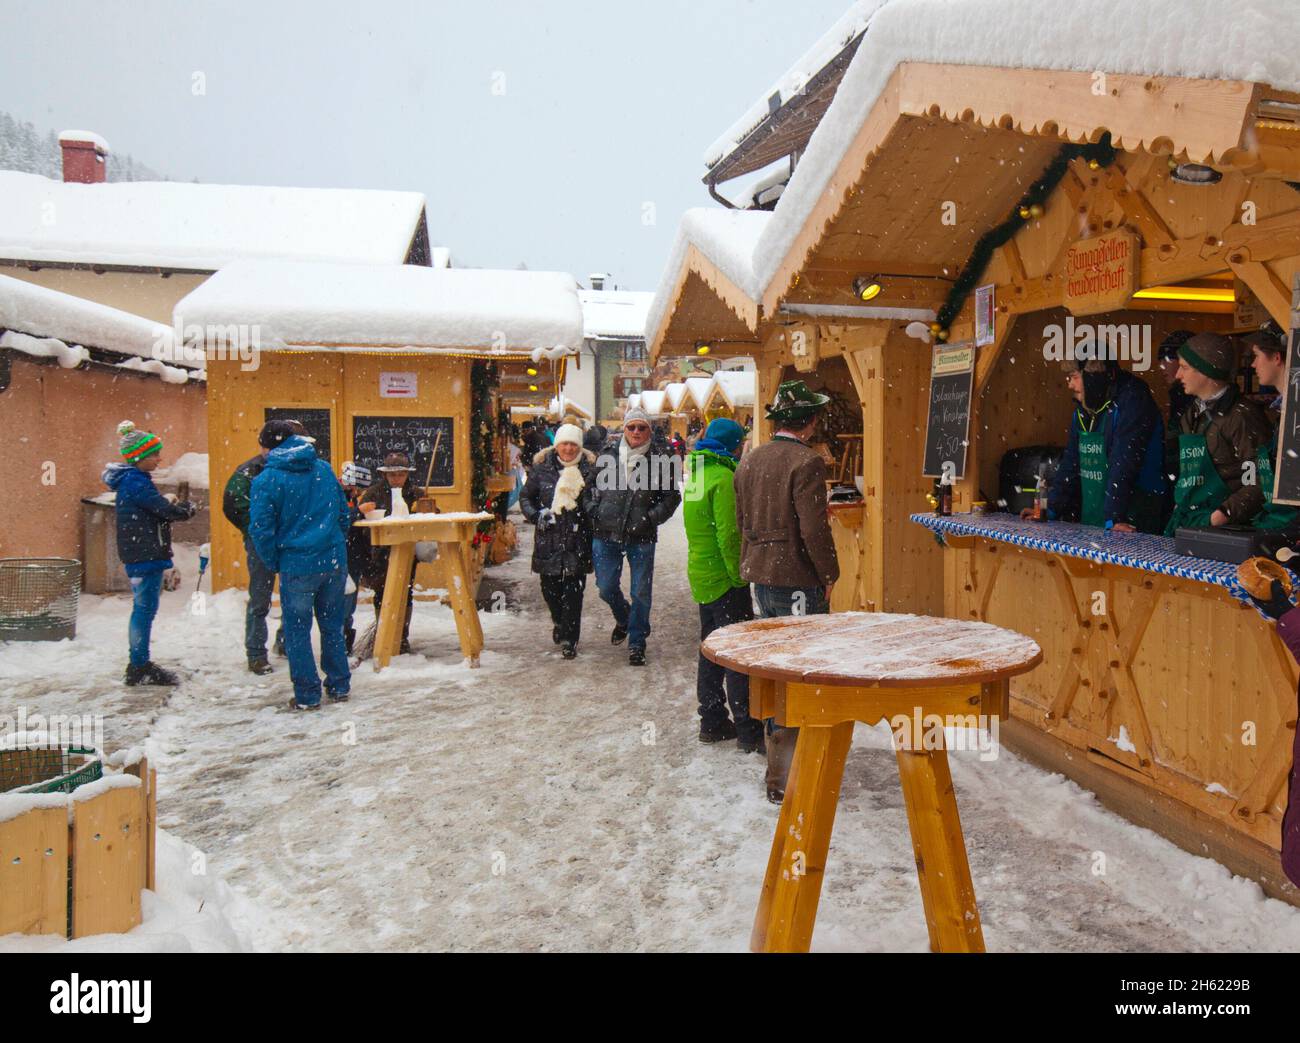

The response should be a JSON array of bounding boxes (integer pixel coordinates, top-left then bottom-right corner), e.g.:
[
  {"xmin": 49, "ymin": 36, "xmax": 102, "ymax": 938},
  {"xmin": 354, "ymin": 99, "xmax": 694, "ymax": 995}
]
[{"xmin": 702, "ymin": 611, "xmax": 1042, "ymax": 953}]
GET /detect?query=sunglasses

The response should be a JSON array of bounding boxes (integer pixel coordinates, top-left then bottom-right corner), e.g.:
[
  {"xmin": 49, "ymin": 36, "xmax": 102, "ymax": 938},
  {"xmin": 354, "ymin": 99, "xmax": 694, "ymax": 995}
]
[{"xmin": 625, "ymin": 424, "xmax": 651, "ymax": 433}]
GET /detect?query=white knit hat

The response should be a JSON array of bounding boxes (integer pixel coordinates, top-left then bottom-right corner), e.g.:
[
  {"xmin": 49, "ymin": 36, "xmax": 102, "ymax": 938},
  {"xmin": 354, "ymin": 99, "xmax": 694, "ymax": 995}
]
[{"xmin": 554, "ymin": 423, "xmax": 584, "ymax": 448}]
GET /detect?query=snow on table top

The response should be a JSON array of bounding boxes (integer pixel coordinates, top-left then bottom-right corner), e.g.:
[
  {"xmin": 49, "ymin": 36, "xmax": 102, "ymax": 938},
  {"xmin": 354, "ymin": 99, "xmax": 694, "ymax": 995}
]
[
  {"xmin": 0, "ymin": 273, "xmax": 200, "ymax": 367},
  {"xmin": 174, "ymin": 260, "xmax": 585, "ymax": 352},
  {"xmin": 750, "ymin": 0, "xmax": 1300, "ymax": 298},
  {"xmin": 579, "ymin": 289, "xmax": 653, "ymax": 340},
  {"xmin": 0, "ymin": 171, "xmax": 425, "ymax": 269},
  {"xmin": 357, "ymin": 511, "xmax": 494, "ymax": 525},
  {"xmin": 702, "ymin": 611, "xmax": 1040, "ymax": 686},
  {"xmin": 644, "ymin": 208, "xmax": 772, "ymax": 351}
]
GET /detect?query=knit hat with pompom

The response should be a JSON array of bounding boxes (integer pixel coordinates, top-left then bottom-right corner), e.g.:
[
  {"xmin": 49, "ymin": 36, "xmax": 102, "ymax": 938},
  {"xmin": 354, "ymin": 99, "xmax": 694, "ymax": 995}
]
[{"xmin": 117, "ymin": 420, "xmax": 162, "ymax": 463}]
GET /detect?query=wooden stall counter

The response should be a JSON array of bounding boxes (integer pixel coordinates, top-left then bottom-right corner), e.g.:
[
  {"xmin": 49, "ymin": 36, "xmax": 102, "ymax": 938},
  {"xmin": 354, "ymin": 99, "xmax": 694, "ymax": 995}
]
[
  {"xmin": 357, "ymin": 511, "xmax": 493, "ymax": 670},
  {"xmin": 911, "ymin": 511, "xmax": 1300, "ymax": 901}
]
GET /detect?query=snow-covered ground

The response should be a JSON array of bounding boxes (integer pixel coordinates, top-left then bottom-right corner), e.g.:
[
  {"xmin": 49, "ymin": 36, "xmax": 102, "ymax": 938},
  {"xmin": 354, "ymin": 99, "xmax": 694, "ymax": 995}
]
[{"xmin": 4, "ymin": 513, "xmax": 1300, "ymax": 952}]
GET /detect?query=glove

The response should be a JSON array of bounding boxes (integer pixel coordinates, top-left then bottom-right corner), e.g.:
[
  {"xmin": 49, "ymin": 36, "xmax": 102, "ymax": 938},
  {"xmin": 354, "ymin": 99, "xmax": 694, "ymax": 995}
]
[
  {"xmin": 1250, "ymin": 578, "xmax": 1295, "ymax": 621},
  {"xmin": 537, "ymin": 508, "xmax": 556, "ymax": 530}
]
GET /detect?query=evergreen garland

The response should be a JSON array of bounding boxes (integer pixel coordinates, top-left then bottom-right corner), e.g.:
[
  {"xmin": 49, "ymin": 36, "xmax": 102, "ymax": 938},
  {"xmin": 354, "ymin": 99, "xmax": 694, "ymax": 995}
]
[
  {"xmin": 931, "ymin": 134, "xmax": 1117, "ymax": 340},
  {"xmin": 469, "ymin": 361, "xmax": 501, "ymax": 537}
]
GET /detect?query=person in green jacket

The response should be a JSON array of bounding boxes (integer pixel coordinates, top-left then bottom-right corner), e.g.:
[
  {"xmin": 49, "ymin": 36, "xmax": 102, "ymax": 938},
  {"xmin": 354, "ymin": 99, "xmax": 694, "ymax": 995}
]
[{"xmin": 685, "ymin": 417, "xmax": 763, "ymax": 753}]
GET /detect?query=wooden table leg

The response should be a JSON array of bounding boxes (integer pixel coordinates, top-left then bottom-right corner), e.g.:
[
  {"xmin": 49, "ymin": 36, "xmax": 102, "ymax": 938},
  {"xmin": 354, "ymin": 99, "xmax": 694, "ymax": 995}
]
[
  {"xmin": 895, "ymin": 742, "xmax": 985, "ymax": 953},
  {"xmin": 373, "ymin": 542, "xmax": 415, "ymax": 672},
  {"xmin": 751, "ymin": 721, "xmax": 853, "ymax": 953},
  {"xmin": 439, "ymin": 538, "xmax": 484, "ymax": 667}
]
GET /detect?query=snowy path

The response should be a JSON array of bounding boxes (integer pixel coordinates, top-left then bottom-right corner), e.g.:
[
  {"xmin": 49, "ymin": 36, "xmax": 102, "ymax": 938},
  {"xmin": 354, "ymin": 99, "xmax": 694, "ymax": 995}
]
[{"xmin": 5, "ymin": 514, "xmax": 1300, "ymax": 951}]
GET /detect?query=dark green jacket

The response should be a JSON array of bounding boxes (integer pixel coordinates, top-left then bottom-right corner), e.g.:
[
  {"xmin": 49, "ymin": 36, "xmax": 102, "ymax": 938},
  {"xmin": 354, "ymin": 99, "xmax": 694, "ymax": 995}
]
[
  {"xmin": 222, "ymin": 454, "xmax": 266, "ymax": 534},
  {"xmin": 683, "ymin": 449, "xmax": 744, "ymax": 605}
]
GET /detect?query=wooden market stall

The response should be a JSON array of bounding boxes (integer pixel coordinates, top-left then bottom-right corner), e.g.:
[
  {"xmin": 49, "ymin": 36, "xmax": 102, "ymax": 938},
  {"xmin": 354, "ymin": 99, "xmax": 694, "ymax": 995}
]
[
  {"xmin": 177, "ymin": 260, "xmax": 583, "ymax": 596},
  {"xmin": 650, "ymin": 17, "xmax": 1300, "ymax": 896}
]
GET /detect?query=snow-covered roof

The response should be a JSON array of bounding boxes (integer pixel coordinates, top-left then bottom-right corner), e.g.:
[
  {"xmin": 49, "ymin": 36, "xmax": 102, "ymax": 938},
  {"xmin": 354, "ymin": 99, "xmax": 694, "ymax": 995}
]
[
  {"xmin": 175, "ymin": 260, "xmax": 584, "ymax": 354},
  {"xmin": 710, "ymin": 368, "xmax": 755, "ymax": 408},
  {"xmin": 639, "ymin": 389, "xmax": 668, "ymax": 417},
  {"xmin": 684, "ymin": 376, "xmax": 714, "ymax": 412},
  {"xmin": 579, "ymin": 289, "xmax": 654, "ymax": 341},
  {"xmin": 0, "ymin": 273, "xmax": 201, "ymax": 377},
  {"xmin": 703, "ymin": 0, "xmax": 885, "ymax": 170},
  {"xmin": 0, "ymin": 171, "xmax": 426, "ymax": 269},
  {"xmin": 663, "ymin": 382, "xmax": 688, "ymax": 411},
  {"xmin": 644, "ymin": 208, "xmax": 772, "ymax": 353},
  {"xmin": 626, "ymin": 393, "xmax": 642, "ymax": 411},
  {"xmin": 751, "ymin": 0, "xmax": 1300, "ymax": 302},
  {"xmin": 58, "ymin": 129, "xmax": 110, "ymax": 153}
]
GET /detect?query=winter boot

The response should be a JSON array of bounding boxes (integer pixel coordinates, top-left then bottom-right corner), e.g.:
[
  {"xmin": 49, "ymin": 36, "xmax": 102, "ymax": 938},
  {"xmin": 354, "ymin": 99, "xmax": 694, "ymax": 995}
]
[
  {"xmin": 272, "ymin": 634, "xmax": 286, "ymax": 658},
  {"xmin": 737, "ymin": 728, "xmax": 766, "ymax": 756},
  {"xmin": 561, "ymin": 640, "xmax": 577, "ymax": 660},
  {"xmin": 326, "ymin": 688, "xmax": 350, "ymax": 703},
  {"xmin": 124, "ymin": 662, "xmax": 180, "ymax": 687},
  {"xmin": 764, "ymin": 728, "xmax": 798, "ymax": 804},
  {"xmin": 247, "ymin": 657, "xmax": 273, "ymax": 676},
  {"xmin": 699, "ymin": 718, "xmax": 738, "ymax": 744},
  {"xmin": 628, "ymin": 647, "xmax": 646, "ymax": 667},
  {"xmin": 287, "ymin": 697, "xmax": 321, "ymax": 712},
  {"xmin": 610, "ymin": 624, "xmax": 628, "ymax": 645}
]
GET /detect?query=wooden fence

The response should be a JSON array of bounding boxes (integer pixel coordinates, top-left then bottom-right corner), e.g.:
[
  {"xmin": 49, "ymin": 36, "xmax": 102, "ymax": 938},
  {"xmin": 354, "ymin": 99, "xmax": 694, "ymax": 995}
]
[{"xmin": 0, "ymin": 757, "xmax": 157, "ymax": 939}]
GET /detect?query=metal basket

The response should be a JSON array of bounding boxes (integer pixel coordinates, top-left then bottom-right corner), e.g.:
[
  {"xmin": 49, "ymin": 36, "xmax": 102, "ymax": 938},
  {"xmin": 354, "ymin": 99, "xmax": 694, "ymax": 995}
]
[
  {"xmin": 0, "ymin": 744, "xmax": 102, "ymax": 794},
  {"xmin": 0, "ymin": 558, "xmax": 81, "ymax": 641}
]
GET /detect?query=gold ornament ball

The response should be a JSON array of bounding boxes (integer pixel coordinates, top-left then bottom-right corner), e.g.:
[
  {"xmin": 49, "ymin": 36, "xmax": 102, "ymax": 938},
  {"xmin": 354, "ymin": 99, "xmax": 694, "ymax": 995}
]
[
  {"xmin": 1029, "ymin": 204, "xmax": 1044, "ymax": 218},
  {"xmin": 1018, "ymin": 205, "xmax": 1031, "ymax": 219},
  {"xmin": 936, "ymin": 328, "xmax": 949, "ymax": 343},
  {"xmin": 1087, "ymin": 158, "xmax": 1101, "ymax": 170},
  {"xmin": 929, "ymin": 321, "xmax": 943, "ymax": 335}
]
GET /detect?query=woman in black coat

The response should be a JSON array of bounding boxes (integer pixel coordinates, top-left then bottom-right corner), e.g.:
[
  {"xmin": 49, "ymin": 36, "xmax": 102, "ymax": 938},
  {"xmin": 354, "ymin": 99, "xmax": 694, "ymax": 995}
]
[{"xmin": 519, "ymin": 424, "xmax": 596, "ymax": 659}]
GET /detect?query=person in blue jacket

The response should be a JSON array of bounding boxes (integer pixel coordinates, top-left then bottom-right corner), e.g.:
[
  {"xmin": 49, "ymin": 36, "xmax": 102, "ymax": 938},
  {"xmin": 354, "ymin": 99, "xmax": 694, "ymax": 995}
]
[
  {"xmin": 102, "ymin": 420, "xmax": 196, "ymax": 686},
  {"xmin": 250, "ymin": 434, "xmax": 351, "ymax": 710},
  {"xmin": 1028, "ymin": 358, "xmax": 1168, "ymax": 533}
]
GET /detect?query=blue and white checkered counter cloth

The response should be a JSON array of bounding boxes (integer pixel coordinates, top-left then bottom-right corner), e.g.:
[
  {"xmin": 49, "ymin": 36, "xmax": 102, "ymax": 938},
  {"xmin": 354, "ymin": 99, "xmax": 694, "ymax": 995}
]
[{"xmin": 909, "ymin": 511, "xmax": 1253, "ymax": 604}]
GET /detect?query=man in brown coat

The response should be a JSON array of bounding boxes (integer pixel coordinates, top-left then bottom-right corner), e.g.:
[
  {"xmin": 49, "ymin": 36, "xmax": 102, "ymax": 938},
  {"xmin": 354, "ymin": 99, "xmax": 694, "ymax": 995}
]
[{"xmin": 733, "ymin": 379, "xmax": 840, "ymax": 803}]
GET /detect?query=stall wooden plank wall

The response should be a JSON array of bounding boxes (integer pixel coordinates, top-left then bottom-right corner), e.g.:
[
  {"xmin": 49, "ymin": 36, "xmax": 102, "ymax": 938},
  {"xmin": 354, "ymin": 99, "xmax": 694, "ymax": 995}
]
[{"xmin": 206, "ymin": 352, "xmax": 472, "ymax": 593}]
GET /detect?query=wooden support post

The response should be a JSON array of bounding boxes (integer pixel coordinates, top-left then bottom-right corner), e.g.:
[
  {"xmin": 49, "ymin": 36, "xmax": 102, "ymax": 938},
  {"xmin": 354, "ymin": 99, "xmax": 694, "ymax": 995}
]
[
  {"xmin": 439, "ymin": 532, "xmax": 484, "ymax": 667},
  {"xmin": 751, "ymin": 722, "xmax": 854, "ymax": 953},
  {"xmin": 71, "ymin": 783, "xmax": 145, "ymax": 939},
  {"xmin": 895, "ymin": 735, "xmax": 985, "ymax": 953},
  {"xmin": 373, "ymin": 542, "xmax": 416, "ymax": 670}
]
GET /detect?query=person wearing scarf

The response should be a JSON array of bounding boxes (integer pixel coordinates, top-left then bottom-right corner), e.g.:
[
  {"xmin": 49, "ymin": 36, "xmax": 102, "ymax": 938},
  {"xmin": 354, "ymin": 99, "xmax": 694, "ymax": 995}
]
[{"xmin": 520, "ymin": 423, "xmax": 597, "ymax": 659}]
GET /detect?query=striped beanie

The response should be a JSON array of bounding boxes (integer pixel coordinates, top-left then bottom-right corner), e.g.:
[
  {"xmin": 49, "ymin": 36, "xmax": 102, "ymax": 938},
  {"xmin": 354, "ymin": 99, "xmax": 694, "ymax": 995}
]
[{"xmin": 117, "ymin": 420, "xmax": 162, "ymax": 463}]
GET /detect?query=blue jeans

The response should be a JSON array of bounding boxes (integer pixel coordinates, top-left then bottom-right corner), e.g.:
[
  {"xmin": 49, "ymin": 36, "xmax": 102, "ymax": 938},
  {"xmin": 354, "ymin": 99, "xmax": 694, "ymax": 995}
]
[
  {"xmin": 244, "ymin": 536, "xmax": 282, "ymax": 661},
  {"xmin": 593, "ymin": 538, "xmax": 655, "ymax": 649},
  {"xmin": 127, "ymin": 571, "xmax": 163, "ymax": 666},
  {"xmin": 280, "ymin": 568, "xmax": 351, "ymax": 706},
  {"xmin": 753, "ymin": 583, "xmax": 829, "ymax": 735}
]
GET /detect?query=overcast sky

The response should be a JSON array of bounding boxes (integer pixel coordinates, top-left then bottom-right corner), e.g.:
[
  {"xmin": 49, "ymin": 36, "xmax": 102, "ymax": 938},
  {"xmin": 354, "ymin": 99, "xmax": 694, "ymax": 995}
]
[{"xmin": 4, "ymin": 0, "xmax": 850, "ymax": 289}]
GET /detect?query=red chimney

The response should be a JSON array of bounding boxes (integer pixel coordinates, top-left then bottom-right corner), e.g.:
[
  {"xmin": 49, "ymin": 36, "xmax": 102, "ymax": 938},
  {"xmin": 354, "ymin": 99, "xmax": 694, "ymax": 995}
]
[{"xmin": 59, "ymin": 131, "xmax": 110, "ymax": 183}]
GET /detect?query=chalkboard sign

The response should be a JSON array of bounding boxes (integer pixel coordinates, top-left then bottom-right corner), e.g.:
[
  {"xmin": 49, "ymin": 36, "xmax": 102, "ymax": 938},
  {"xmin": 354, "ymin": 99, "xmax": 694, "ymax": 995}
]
[
  {"xmin": 265, "ymin": 407, "xmax": 332, "ymax": 466},
  {"xmin": 352, "ymin": 415, "xmax": 454, "ymax": 488},
  {"xmin": 1271, "ymin": 294, "xmax": 1300, "ymax": 505},
  {"xmin": 922, "ymin": 343, "xmax": 974, "ymax": 479}
]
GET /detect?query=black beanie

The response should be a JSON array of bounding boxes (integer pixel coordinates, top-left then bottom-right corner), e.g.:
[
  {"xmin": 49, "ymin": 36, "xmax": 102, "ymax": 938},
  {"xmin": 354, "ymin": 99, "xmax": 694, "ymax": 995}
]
[{"xmin": 259, "ymin": 419, "xmax": 300, "ymax": 449}]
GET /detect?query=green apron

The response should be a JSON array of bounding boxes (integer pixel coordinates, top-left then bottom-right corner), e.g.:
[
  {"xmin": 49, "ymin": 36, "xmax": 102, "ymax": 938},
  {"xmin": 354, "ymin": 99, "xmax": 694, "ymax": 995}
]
[
  {"xmin": 1252, "ymin": 439, "xmax": 1300, "ymax": 530},
  {"xmin": 1163, "ymin": 433, "xmax": 1230, "ymax": 535},
  {"xmin": 1078, "ymin": 429, "xmax": 1108, "ymax": 527}
]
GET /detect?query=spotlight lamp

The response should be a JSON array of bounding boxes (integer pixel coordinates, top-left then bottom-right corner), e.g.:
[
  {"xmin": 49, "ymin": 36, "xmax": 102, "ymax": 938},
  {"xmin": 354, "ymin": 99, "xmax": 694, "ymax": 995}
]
[
  {"xmin": 695, "ymin": 342, "xmax": 711, "ymax": 356},
  {"xmin": 852, "ymin": 275, "xmax": 883, "ymax": 302},
  {"xmin": 1169, "ymin": 162, "xmax": 1223, "ymax": 185}
]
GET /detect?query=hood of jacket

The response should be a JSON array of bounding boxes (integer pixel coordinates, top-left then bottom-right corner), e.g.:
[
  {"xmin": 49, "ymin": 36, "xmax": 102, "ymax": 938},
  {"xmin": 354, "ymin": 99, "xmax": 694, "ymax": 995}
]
[
  {"xmin": 688, "ymin": 447, "xmax": 738, "ymax": 474},
  {"xmin": 102, "ymin": 462, "xmax": 138, "ymax": 490},
  {"xmin": 265, "ymin": 435, "xmax": 318, "ymax": 473}
]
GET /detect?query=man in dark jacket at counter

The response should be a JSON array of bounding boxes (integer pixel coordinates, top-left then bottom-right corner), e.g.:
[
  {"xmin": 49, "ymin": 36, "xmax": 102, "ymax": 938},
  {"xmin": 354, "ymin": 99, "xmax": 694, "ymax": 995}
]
[
  {"xmin": 222, "ymin": 419, "xmax": 303, "ymax": 674},
  {"xmin": 733, "ymin": 380, "xmax": 840, "ymax": 804},
  {"xmin": 358, "ymin": 452, "xmax": 422, "ymax": 655},
  {"xmin": 1032, "ymin": 358, "xmax": 1167, "ymax": 533},
  {"xmin": 1165, "ymin": 331, "xmax": 1272, "ymax": 535},
  {"xmin": 589, "ymin": 406, "xmax": 682, "ymax": 666}
]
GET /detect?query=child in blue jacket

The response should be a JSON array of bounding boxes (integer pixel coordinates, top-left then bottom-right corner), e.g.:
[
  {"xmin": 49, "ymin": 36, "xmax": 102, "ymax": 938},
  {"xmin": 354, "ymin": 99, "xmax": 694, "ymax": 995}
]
[{"xmin": 102, "ymin": 420, "xmax": 196, "ymax": 686}]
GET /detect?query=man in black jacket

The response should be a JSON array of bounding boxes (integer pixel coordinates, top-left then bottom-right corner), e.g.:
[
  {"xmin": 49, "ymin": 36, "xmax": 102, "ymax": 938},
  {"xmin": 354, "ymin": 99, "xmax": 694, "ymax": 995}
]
[
  {"xmin": 222, "ymin": 419, "xmax": 301, "ymax": 674},
  {"xmin": 589, "ymin": 407, "xmax": 681, "ymax": 665}
]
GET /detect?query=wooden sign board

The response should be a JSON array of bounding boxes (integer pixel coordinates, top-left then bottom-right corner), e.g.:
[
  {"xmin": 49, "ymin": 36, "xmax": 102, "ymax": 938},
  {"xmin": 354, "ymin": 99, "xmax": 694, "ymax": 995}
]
[
  {"xmin": 1233, "ymin": 278, "xmax": 1271, "ymax": 332},
  {"xmin": 1269, "ymin": 274, "xmax": 1300, "ymax": 506},
  {"xmin": 923, "ymin": 342, "xmax": 974, "ymax": 480},
  {"xmin": 1063, "ymin": 231, "xmax": 1139, "ymax": 316},
  {"xmin": 352, "ymin": 415, "xmax": 455, "ymax": 488}
]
